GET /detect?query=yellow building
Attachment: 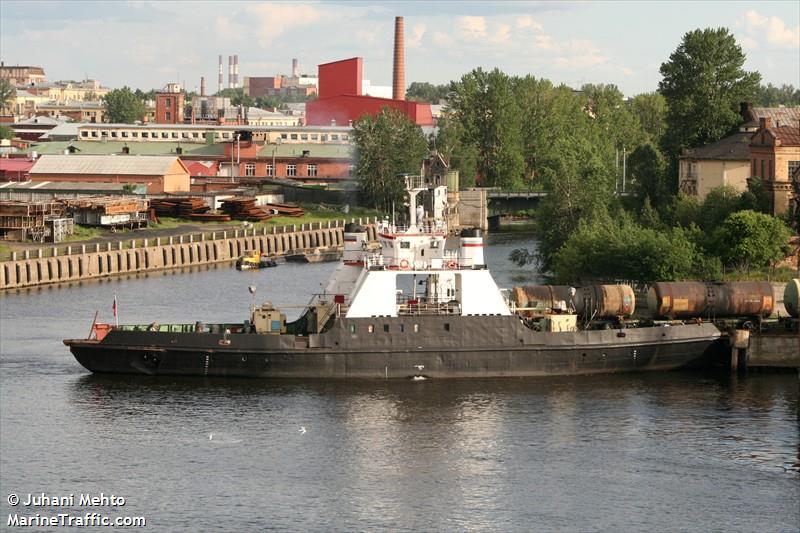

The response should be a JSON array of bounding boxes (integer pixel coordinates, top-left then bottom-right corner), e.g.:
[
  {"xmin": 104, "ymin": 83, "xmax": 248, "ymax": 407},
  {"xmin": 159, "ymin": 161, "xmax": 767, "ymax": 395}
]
[
  {"xmin": 678, "ymin": 132, "xmax": 752, "ymax": 200},
  {"xmin": 750, "ymin": 117, "xmax": 800, "ymax": 216}
]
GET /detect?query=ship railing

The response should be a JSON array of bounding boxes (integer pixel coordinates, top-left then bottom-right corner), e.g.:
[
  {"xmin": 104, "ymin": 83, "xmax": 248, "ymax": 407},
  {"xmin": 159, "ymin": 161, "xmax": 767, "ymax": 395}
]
[
  {"xmin": 115, "ymin": 323, "xmax": 247, "ymax": 334},
  {"xmin": 377, "ymin": 222, "xmax": 448, "ymax": 236},
  {"xmin": 396, "ymin": 296, "xmax": 461, "ymax": 315}
]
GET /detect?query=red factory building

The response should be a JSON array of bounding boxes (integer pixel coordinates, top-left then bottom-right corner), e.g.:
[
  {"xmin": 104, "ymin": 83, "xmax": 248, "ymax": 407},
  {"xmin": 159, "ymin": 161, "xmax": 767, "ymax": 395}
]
[{"xmin": 306, "ymin": 17, "xmax": 433, "ymax": 127}]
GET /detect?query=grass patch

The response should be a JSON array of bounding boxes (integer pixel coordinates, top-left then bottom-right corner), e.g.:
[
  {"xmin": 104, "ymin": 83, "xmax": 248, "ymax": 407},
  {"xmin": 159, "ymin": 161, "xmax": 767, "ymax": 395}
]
[
  {"xmin": 718, "ymin": 266, "xmax": 798, "ymax": 283},
  {"xmin": 63, "ymin": 225, "xmax": 104, "ymax": 243}
]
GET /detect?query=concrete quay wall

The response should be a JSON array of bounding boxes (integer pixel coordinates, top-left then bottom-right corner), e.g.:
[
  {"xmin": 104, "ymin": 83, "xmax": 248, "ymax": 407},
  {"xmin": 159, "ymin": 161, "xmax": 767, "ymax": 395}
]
[{"xmin": 0, "ymin": 220, "xmax": 377, "ymax": 290}]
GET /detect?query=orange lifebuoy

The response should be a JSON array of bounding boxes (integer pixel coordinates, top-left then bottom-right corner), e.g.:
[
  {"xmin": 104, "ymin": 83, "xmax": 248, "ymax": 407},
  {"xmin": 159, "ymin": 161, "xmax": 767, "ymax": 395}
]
[
  {"xmin": 447, "ymin": 260, "xmax": 457, "ymax": 269},
  {"xmin": 399, "ymin": 259, "xmax": 410, "ymax": 270}
]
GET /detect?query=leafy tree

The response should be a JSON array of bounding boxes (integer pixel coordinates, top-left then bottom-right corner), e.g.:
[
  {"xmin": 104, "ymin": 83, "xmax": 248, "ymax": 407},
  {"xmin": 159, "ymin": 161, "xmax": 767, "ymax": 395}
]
[
  {"xmin": 712, "ymin": 210, "xmax": 791, "ymax": 271},
  {"xmin": 629, "ymin": 92, "xmax": 667, "ymax": 145},
  {"xmin": 0, "ymin": 124, "xmax": 14, "ymax": 140},
  {"xmin": 667, "ymin": 193, "xmax": 702, "ymax": 228},
  {"xmin": 353, "ymin": 108, "xmax": 429, "ymax": 212},
  {"xmin": 627, "ymin": 143, "xmax": 671, "ymax": 209},
  {"xmin": 738, "ymin": 179, "xmax": 771, "ymax": 214},
  {"xmin": 446, "ymin": 68, "xmax": 524, "ymax": 188},
  {"xmin": 659, "ymin": 28, "xmax": 760, "ymax": 166},
  {"xmin": 698, "ymin": 185, "xmax": 742, "ymax": 232},
  {"xmin": 534, "ymin": 135, "xmax": 617, "ymax": 270},
  {"xmin": 755, "ymin": 83, "xmax": 800, "ymax": 107},
  {"xmin": 552, "ymin": 213, "xmax": 699, "ymax": 282},
  {"xmin": 0, "ymin": 80, "xmax": 16, "ymax": 115},
  {"xmin": 103, "ymin": 87, "xmax": 146, "ymax": 123},
  {"xmin": 406, "ymin": 82, "xmax": 449, "ymax": 103},
  {"xmin": 433, "ymin": 112, "xmax": 478, "ymax": 188}
]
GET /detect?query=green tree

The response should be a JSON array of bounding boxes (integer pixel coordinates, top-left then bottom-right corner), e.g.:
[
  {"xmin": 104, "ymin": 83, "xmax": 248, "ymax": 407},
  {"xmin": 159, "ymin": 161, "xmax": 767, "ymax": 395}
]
[
  {"xmin": 446, "ymin": 68, "xmax": 524, "ymax": 188},
  {"xmin": 0, "ymin": 79, "xmax": 16, "ymax": 115},
  {"xmin": 433, "ymin": 112, "xmax": 478, "ymax": 188},
  {"xmin": 406, "ymin": 82, "xmax": 449, "ymax": 103},
  {"xmin": 659, "ymin": 28, "xmax": 760, "ymax": 165},
  {"xmin": 712, "ymin": 210, "xmax": 791, "ymax": 271},
  {"xmin": 353, "ymin": 108, "xmax": 429, "ymax": 212},
  {"xmin": 0, "ymin": 124, "xmax": 14, "ymax": 140},
  {"xmin": 755, "ymin": 83, "xmax": 800, "ymax": 106},
  {"xmin": 627, "ymin": 142, "xmax": 671, "ymax": 209},
  {"xmin": 699, "ymin": 185, "xmax": 742, "ymax": 232},
  {"xmin": 629, "ymin": 92, "xmax": 667, "ymax": 145},
  {"xmin": 552, "ymin": 213, "xmax": 699, "ymax": 282},
  {"xmin": 103, "ymin": 87, "xmax": 146, "ymax": 123}
]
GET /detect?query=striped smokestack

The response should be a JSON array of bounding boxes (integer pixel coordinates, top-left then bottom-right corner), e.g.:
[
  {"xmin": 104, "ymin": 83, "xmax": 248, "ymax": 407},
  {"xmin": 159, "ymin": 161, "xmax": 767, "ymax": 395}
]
[
  {"xmin": 234, "ymin": 54, "xmax": 239, "ymax": 88},
  {"xmin": 228, "ymin": 55, "xmax": 233, "ymax": 88},
  {"xmin": 292, "ymin": 58, "xmax": 299, "ymax": 78},
  {"xmin": 392, "ymin": 16, "xmax": 405, "ymax": 100},
  {"xmin": 218, "ymin": 55, "xmax": 223, "ymax": 92}
]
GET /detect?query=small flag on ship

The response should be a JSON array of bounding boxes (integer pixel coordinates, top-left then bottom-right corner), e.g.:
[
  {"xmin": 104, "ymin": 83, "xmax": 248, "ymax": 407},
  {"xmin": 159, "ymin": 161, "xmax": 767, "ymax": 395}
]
[{"xmin": 112, "ymin": 293, "xmax": 118, "ymax": 326}]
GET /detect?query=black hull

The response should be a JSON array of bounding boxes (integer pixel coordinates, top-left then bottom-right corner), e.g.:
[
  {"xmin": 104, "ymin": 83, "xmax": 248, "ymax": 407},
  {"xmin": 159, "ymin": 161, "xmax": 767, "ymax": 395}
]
[{"xmin": 65, "ymin": 317, "xmax": 724, "ymax": 379}]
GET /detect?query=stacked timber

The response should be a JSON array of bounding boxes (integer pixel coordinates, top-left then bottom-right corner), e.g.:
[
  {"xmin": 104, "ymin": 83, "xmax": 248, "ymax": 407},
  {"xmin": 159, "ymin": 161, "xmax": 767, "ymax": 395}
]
[
  {"xmin": 64, "ymin": 197, "xmax": 149, "ymax": 214},
  {"xmin": 220, "ymin": 198, "xmax": 272, "ymax": 221},
  {"xmin": 150, "ymin": 198, "xmax": 209, "ymax": 218},
  {"xmin": 263, "ymin": 203, "xmax": 304, "ymax": 217}
]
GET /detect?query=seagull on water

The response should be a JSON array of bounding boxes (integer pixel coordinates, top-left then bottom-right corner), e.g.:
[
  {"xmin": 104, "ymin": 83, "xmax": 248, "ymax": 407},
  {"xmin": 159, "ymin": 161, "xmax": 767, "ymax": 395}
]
[{"xmin": 299, "ymin": 426, "xmax": 307, "ymax": 434}]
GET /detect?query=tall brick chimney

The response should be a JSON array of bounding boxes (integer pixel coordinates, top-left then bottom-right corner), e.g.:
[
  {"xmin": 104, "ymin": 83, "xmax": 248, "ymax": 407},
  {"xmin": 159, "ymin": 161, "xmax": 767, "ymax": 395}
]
[
  {"xmin": 200, "ymin": 76, "xmax": 205, "ymax": 96},
  {"xmin": 392, "ymin": 16, "xmax": 405, "ymax": 101}
]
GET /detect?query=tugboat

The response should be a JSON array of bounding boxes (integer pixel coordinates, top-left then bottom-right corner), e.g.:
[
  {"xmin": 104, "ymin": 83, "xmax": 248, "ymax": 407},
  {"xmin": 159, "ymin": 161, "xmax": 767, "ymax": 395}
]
[
  {"xmin": 64, "ymin": 175, "xmax": 723, "ymax": 379},
  {"xmin": 235, "ymin": 250, "xmax": 278, "ymax": 270}
]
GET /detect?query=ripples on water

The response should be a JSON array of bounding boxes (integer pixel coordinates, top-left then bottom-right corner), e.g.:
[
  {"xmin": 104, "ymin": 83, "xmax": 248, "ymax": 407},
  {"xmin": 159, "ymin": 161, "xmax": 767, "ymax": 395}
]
[{"xmin": 1, "ymin": 232, "xmax": 798, "ymax": 532}]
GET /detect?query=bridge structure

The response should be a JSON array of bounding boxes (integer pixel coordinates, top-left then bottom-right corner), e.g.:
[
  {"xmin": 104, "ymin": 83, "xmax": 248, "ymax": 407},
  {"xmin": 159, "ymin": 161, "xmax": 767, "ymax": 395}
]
[{"xmin": 485, "ymin": 190, "xmax": 546, "ymax": 230}]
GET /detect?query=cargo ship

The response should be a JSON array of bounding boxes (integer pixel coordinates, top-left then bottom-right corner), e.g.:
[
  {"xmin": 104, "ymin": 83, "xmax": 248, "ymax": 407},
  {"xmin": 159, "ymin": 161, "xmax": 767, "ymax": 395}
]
[{"xmin": 65, "ymin": 176, "xmax": 725, "ymax": 379}]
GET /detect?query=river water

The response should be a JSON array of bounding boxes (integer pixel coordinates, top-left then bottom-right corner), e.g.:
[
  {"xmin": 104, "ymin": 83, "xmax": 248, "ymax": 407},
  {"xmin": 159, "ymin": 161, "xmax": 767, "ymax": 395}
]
[{"xmin": 1, "ymin": 231, "xmax": 797, "ymax": 532}]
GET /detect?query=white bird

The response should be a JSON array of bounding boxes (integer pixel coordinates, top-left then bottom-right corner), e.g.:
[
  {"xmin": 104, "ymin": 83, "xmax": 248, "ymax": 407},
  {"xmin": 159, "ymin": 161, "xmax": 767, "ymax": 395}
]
[
  {"xmin": 209, "ymin": 433, "xmax": 213, "ymax": 440},
  {"xmin": 299, "ymin": 426, "xmax": 307, "ymax": 434}
]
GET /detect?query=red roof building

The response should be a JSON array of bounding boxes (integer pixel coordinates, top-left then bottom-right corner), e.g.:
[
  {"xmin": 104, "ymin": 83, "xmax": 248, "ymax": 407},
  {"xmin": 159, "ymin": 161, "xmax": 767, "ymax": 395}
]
[
  {"xmin": 0, "ymin": 158, "xmax": 36, "ymax": 181},
  {"xmin": 306, "ymin": 57, "xmax": 433, "ymax": 127}
]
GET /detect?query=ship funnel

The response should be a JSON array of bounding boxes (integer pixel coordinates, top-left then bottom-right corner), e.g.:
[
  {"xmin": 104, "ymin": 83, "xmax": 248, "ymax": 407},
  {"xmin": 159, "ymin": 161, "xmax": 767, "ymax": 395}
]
[{"xmin": 459, "ymin": 228, "xmax": 484, "ymax": 267}]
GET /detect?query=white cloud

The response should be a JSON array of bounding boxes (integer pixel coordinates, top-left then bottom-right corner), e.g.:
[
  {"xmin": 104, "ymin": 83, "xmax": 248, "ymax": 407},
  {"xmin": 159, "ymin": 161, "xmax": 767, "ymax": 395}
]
[
  {"xmin": 457, "ymin": 16, "xmax": 487, "ymax": 39},
  {"xmin": 516, "ymin": 15, "xmax": 543, "ymax": 31},
  {"xmin": 408, "ymin": 23, "xmax": 427, "ymax": 48},
  {"xmin": 554, "ymin": 40, "xmax": 609, "ymax": 69},
  {"xmin": 740, "ymin": 10, "xmax": 800, "ymax": 48},
  {"xmin": 215, "ymin": 16, "xmax": 245, "ymax": 42},
  {"xmin": 245, "ymin": 3, "xmax": 325, "ymax": 46},
  {"xmin": 622, "ymin": 67, "xmax": 634, "ymax": 76}
]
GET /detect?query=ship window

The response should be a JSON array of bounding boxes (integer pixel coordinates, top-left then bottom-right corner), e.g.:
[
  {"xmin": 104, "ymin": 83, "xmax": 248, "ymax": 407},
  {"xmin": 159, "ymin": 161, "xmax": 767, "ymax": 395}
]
[
  {"xmin": 413, "ymin": 324, "xmax": 419, "ymax": 332},
  {"xmin": 349, "ymin": 324, "xmax": 355, "ymax": 333},
  {"xmin": 383, "ymin": 324, "xmax": 389, "ymax": 332},
  {"xmin": 430, "ymin": 241, "xmax": 439, "ymax": 248},
  {"xmin": 400, "ymin": 242, "xmax": 410, "ymax": 249},
  {"xmin": 444, "ymin": 323, "xmax": 450, "ymax": 331},
  {"xmin": 368, "ymin": 324, "xmax": 374, "ymax": 333}
]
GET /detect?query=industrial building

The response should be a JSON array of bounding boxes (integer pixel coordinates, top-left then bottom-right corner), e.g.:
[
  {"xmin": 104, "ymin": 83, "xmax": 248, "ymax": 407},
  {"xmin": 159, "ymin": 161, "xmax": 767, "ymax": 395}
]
[
  {"xmin": 305, "ymin": 17, "xmax": 433, "ymax": 127},
  {"xmin": 28, "ymin": 155, "xmax": 191, "ymax": 194}
]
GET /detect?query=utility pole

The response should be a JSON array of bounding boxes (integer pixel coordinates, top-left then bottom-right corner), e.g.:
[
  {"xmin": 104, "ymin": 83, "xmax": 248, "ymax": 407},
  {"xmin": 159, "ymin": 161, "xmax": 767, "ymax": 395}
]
[{"xmin": 622, "ymin": 147, "xmax": 627, "ymax": 194}]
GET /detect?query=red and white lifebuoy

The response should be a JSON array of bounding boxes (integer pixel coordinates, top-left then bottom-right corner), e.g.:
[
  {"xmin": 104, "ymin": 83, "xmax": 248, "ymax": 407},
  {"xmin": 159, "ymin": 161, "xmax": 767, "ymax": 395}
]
[
  {"xmin": 447, "ymin": 260, "xmax": 457, "ymax": 269},
  {"xmin": 399, "ymin": 259, "xmax": 410, "ymax": 270}
]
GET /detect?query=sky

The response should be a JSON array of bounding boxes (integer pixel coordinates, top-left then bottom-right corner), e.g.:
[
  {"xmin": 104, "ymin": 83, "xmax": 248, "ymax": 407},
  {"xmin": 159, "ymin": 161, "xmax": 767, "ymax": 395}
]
[{"xmin": 1, "ymin": 0, "xmax": 798, "ymax": 97}]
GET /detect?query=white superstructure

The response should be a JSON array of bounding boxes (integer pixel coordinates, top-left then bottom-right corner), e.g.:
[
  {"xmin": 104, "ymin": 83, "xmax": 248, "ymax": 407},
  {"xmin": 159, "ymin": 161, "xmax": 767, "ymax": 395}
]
[{"xmin": 322, "ymin": 175, "xmax": 511, "ymax": 318}]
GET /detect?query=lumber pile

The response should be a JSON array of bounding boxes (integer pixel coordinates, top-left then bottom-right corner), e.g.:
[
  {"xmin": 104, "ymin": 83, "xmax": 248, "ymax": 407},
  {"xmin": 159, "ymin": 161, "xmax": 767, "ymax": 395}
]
[
  {"xmin": 150, "ymin": 198, "xmax": 208, "ymax": 218},
  {"xmin": 63, "ymin": 197, "xmax": 148, "ymax": 215},
  {"xmin": 220, "ymin": 198, "xmax": 272, "ymax": 221},
  {"xmin": 262, "ymin": 203, "xmax": 304, "ymax": 217}
]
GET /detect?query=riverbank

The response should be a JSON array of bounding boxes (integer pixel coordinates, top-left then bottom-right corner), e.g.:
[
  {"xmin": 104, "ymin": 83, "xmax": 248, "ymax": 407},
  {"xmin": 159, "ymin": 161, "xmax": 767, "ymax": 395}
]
[{"xmin": 0, "ymin": 218, "xmax": 378, "ymax": 290}]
